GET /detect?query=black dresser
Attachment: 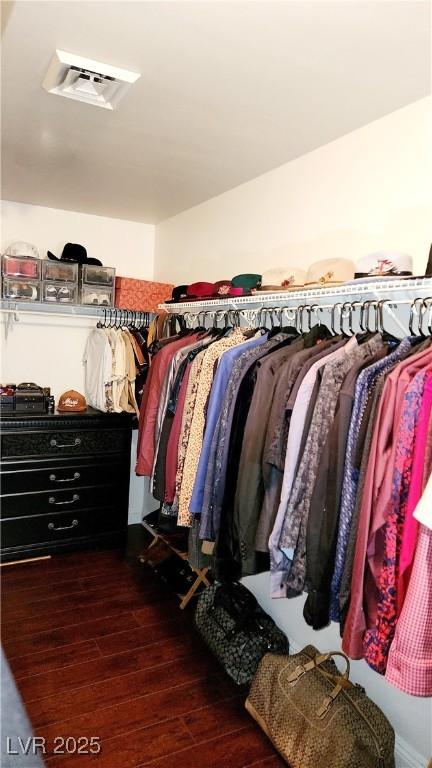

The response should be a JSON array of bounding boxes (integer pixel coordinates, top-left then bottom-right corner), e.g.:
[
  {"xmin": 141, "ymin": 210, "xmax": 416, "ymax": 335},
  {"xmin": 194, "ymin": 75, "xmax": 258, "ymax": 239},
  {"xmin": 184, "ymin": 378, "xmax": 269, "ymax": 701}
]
[{"xmin": 0, "ymin": 409, "xmax": 133, "ymax": 562}]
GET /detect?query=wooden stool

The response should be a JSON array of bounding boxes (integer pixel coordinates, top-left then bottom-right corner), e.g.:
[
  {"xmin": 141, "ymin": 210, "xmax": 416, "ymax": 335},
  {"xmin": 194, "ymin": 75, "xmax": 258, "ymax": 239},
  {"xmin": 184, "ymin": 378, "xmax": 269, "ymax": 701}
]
[{"xmin": 139, "ymin": 527, "xmax": 210, "ymax": 609}]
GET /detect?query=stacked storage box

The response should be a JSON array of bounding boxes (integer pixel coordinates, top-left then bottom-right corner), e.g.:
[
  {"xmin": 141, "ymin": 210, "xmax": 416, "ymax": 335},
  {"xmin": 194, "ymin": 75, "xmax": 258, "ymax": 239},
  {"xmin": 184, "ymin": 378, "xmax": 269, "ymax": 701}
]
[
  {"xmin": 2, "ymin": 253, "xmax": 41, "ymax": 301},
  {"xmin": 80, "ymin": 264, "xmax": 115, "ymax": 306},
  {"xmin": 42, "ymin": 260, "xmax": 79, "ymax": 304}
]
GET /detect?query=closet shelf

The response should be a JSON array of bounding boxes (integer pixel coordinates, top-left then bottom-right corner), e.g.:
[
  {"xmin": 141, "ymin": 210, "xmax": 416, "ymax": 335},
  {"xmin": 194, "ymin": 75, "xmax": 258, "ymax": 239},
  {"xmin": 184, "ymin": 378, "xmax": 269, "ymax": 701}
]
[
  {"xmin": 159, "ymin": 276, "xmax": 432, "ymax": 313},
  {"xmin": 0, "ymin": 300, "xmax": 107, "ymax": 321}
]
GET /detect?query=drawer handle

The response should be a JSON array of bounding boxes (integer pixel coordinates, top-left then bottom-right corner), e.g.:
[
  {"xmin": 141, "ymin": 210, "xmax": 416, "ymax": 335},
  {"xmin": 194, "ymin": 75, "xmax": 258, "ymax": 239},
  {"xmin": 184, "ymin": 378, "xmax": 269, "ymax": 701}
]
[
  {"xmin": 50, "ymin": 438, "xmax": 81, "ymax": 448},
  {"xmin": 49, "ymin": 494, "xmax": 79, "ymax": 506},
  {"xmin": 48, "ymin": 519, "xmax": 79, "ymax": 532},
  {"xmin": 49, "ymin": 472, "xmax": 81, "ymax": 483}
]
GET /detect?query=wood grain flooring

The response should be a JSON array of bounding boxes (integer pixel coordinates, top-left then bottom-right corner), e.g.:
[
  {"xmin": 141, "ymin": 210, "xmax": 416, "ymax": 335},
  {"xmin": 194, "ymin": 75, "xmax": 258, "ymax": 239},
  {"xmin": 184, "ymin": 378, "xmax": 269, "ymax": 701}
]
[{"xmin": 1, "ymin": 547, "xmax": 284, "ymax": 768}]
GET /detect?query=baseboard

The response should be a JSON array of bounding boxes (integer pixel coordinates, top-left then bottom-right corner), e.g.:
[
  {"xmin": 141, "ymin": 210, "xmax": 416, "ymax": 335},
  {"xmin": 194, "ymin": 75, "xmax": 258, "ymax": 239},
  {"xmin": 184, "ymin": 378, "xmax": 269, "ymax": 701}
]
[
  {"xmin": 286, "ymin": 636, "xmax": 427, "ymax": 768},
  {"xmin": 395, "ymin": 734, "xmax": 427, "ymax": 768}
]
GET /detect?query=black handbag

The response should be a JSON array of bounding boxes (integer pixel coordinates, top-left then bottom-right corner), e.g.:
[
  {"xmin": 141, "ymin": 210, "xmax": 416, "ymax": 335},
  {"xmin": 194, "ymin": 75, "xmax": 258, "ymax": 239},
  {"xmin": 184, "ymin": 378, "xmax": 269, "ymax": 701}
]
[{"xmin": 194, "ymin": 581, "xmax": 289, "ymax": 685}]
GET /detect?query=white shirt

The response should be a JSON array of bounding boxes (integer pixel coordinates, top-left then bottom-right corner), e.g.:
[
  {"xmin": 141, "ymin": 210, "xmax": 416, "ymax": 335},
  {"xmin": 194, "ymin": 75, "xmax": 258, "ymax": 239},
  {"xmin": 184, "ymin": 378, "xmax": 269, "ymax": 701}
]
[
  {"xmin": 83, "ymin": 329, "xmax": 113, "ymax": 412},
  {"xmin": 414, "ymin": 472, "xmax": 432, "ymax": 529},
  {"xmin": 108, "ymin": 330, "xmax": 126, "ymax": 412}
]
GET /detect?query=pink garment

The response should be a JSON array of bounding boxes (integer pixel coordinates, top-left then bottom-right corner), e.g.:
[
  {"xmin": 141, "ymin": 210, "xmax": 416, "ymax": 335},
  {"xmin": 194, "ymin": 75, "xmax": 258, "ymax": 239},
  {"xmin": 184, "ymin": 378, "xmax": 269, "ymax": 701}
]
[
  {"xmin": 385, "ymin": 525, "xmax": 432, "ymax": 696},
  {"xmin": 136, "ymin": 334, "xmax": 200, "ymax": 476},
  {"xmin": 164, "ymin": 363, "xmax": 192, "ymax": 504},
  {"xmin": 397, "ymin": 372, "xmax": 432, "ymax": 613},
  {"xmin": 342, "ymin": 346, "xmax": 432, "ymax": 659}
]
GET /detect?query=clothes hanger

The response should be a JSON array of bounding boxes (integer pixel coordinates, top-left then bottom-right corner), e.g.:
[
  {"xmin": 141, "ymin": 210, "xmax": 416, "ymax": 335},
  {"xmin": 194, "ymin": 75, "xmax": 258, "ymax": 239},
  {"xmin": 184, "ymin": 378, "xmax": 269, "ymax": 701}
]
[
  {"xmin": 358, "ymin": 299, "xmax": 377, "ymax": 341},
  {"xmin": 340, "ymin": 301, "xmax": 354, "ymax": 336},
  {"xmin": 375, "ymin": 299, "xmax": 399, "ymax": 343},
  {"xmin": 409, "ymin": 297, "xmax": 425, "ymax": 336},
  {"xmin": 295, "ymin": 305, "xmax": 304, "ymax": 334},
  {"xmin": 268, "ymin": 305, "xmax": 297, "ymax": 338},
  {"xmin": 330, "ymin": 302, "xmax": 343, "ymax": 336},
  {"xmin": 256, "ymin": 307, "xmax": 270, "ymax": 334},
  {"xmin": 96, "ymin": 308, "xmax": 106, "ymax": 329},
  {"xmin": 419, "ymin": 297, "xmax": 432, "ymax": 337},
  {"xmin": 267, "ymin": 307, "xmax": 280, "ymax": 338},
  {"xmin": 426, "ymin": 298, "xmax": 432, "ymax": 336}
]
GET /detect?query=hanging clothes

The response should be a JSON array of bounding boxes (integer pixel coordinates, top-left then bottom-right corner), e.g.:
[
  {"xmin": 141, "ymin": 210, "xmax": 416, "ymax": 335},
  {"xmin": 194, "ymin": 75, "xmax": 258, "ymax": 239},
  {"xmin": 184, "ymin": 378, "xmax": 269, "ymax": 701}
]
[
  {"xmin": 342, "ymin": 345, "xmax": 432, "ymax": 660},
  {"xmin": 362, "ymin": 369, "xmax": 428, "ymax": 673},
  {"xmin": 385, "ymin": 524, "xmax": 432, "ymax": 696},
  {"xmin": 329, "ymin": 338, "xmax": 413, "ymax": 622},
  {"xmin": 83, "ymin": 329, "xmax": 115, "ymax": 412},
  {"xmin": 84, "ymin": 320, "xmax": 151, "ymax": 415},
  {"xmin": 134, "ymin": 305, "xmax": 432, "ymax": 693}
]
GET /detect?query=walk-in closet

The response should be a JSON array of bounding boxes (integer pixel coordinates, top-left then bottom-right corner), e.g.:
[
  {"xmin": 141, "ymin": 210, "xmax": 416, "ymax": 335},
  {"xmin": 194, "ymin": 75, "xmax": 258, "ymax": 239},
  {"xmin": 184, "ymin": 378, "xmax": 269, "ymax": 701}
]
[{"xmin": 1, "ymin": 2, "xmax": 431, "ymax": 767}]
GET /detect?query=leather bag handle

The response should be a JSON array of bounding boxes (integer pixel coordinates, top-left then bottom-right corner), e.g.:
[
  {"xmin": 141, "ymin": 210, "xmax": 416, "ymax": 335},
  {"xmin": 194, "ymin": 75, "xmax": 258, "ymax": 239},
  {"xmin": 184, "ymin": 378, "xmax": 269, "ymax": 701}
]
[
  {"xmin": 287, "ymin": 650, "xmax": 351, "ymax": 688},
  {"xmin": 286, "ymin": 650, "xmax": 352, "ymax": 720},
  {"xmin": 314, "ymin": 651, "xmax": 351, "ymax": 682}
]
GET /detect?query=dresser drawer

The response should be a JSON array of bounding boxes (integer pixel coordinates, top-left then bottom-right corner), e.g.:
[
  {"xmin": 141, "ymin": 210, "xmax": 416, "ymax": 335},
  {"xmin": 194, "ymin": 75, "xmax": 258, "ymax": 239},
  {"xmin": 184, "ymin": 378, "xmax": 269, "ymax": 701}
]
[
  {"xmin": 1, "ymin": 484, "xmax": 123, "ymax": 519},
  {"xmin": 1, "ymin": 459, "xmax": 129, "ymax": 495},
  {"xmin": 1, "ymin": 508, "xmax": 124, "ymax": 549},
  {"xmin": 1, "ymin": 428, "xmax": 130, "ymax": 459}
]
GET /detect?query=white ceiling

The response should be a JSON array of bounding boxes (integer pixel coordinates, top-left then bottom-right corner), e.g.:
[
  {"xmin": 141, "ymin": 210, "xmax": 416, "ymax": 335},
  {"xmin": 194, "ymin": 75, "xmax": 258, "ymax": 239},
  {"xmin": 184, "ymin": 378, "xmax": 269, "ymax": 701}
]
[{"xmin": 2, "ymin": 1, "xmax": 430, "ymax": 224}]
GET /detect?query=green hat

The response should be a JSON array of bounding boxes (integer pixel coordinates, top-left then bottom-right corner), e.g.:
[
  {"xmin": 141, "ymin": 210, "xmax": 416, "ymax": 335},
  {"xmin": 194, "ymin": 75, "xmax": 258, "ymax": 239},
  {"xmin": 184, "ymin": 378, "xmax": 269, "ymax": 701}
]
[{"xmin": 231, "ymin": 273, "xmax": 262, "ymax": 291}]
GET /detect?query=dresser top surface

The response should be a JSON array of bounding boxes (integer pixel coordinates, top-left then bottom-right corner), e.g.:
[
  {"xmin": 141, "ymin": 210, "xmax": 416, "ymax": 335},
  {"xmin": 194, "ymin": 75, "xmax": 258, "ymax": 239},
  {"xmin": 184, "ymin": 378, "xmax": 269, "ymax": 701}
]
[
  {"xmin": 1, "ymin": 406, "xmax": 127, "ymax": 420},
  {"xmin": 0, "ymin": 408, "xmax": 136, "ymax": 430}
]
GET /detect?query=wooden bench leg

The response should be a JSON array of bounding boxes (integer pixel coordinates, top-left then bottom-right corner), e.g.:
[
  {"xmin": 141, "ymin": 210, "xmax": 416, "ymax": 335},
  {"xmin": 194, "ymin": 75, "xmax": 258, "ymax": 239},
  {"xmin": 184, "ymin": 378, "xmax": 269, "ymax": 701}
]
[
  {"xmin": 179, "ymin": 567, "xmax": 210, "ymax": 610},
  {"xmin": 138, "ymin": 533, "xmax": 160, "ymax": 564}
]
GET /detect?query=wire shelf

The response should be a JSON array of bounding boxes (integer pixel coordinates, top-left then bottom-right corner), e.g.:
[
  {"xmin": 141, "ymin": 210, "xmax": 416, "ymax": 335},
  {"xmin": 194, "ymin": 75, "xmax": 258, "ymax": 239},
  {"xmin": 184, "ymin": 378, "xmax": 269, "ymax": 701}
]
[{"xmin": 159, "ymin": 277, "xmax": 432, "ymax": 313}]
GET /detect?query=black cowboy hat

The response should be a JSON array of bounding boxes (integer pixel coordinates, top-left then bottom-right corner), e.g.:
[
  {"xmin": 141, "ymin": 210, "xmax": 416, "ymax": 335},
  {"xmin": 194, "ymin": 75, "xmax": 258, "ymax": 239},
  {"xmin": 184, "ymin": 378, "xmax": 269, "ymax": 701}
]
[{"xmin": 47, "ymin": 243, "xmax": 102, "ymax": 266}]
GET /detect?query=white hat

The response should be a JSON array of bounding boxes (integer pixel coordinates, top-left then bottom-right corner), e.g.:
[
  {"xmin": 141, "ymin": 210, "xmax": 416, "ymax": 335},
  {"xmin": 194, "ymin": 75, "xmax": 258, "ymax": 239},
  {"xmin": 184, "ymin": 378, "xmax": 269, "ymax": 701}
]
[
  {"xmin": 304, "ymin": 258, "xmax": 355, "ymax": 288},
  {"xmin": 354, "ymin": 251, "xmax": 413, "ymax": 279},
  {"xmin": 257, "ymin": 267, "xmax": 306, "ymax": 292},
  {"xmin": 5, "ymin": 241, "xmax": 39, "ymax": 258}
]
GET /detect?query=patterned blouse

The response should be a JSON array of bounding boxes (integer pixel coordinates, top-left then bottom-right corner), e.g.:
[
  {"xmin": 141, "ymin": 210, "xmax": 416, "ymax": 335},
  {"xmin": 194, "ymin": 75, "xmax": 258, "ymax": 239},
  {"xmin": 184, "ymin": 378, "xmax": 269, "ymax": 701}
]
[
  {"xmin": 174, "ymin": 350, "xmax": 207, "ymax": 511},
  {"xmin": 363, "ymin": 370, "xmax": 427, "ymax": 673},
  {"xmin": 329, "ymin": 338, "xmax": 412, "ymax": 621},
  {"xmin": 177, "ymin": 331, "xmax": 245, "ymax": 527},
  {"xmin": 278, "ymin": 339, "xmax": 370, "ymax": 595}
]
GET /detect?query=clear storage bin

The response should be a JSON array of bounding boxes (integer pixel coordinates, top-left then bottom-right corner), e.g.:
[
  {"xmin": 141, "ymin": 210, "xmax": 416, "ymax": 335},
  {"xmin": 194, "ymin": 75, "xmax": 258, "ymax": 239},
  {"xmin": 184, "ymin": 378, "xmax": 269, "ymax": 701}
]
[
  {"xmin": 81, "ymin": 264, "xmax": 115, "ymax": 286},
  {"xmin": 43, "ymin": 282, "xmax": 78, "ymax": 304},
  {"xmin": 2, "ymin": 278, "xmax": 40, "ymax": 301},
  {"xmin": 81, "ymin": 285, "xmax": 114, "ymax": 306},
  {"xmin": 42, "ymin": 261, "xmax": 78, "ymax": 283},
  {"xmin": 2, "ymin": 254, "xmax": 40, "ymax": 280}
]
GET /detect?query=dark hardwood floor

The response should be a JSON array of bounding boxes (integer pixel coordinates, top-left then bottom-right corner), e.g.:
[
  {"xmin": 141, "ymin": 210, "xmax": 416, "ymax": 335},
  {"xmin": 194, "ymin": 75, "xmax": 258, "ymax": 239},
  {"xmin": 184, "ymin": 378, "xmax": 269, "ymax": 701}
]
[{"xmin": 1, "ymin": 543, "xmax": 284, "ymax": 768}]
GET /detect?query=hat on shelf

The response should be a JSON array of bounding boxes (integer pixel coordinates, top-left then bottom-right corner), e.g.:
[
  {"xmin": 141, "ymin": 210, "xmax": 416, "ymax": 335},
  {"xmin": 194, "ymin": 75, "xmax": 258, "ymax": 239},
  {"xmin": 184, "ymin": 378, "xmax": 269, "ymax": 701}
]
[
  {"xmin": 165, "ymin": 284, "xmax": 189, "ymax": 303},
  {"xmin": 304, "ymin": 258, "xmax": 355, "ymax": 288},
  {"xmin": 213, "ymin": 280, "xmax": 244, "ymax": 298},
  {"xmin": 254, "ymin": 267, "xmax": 306, "ymax": 292},
  {"xmin": 5, "ymin": 241, "xmax": 39, "ymax": 258},
  {"xmin": 354, "ymin": 251, "xmax": 413, "ymax": 280},
  {"xmin": 57, "ymin": 390, "xmax": 87, "ymax": 412},
  {"xmin": 184, "ymin": 282, "xmax": 216, "ymax": 300},
  {"xmin": 231, "ymin": 274, "xmax": 262, "ymax": 294},
  {"xmin": 47, "ymin": 243, "xmax": 102, "ymax": 266}
]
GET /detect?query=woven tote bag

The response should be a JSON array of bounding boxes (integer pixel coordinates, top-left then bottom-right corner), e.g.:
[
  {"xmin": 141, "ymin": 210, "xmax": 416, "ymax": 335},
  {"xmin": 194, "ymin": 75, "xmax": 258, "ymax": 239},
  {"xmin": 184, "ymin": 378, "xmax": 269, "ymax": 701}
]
[{"xmin": 246, "ymin": 644, "xmax": 395, "ymax": 768}]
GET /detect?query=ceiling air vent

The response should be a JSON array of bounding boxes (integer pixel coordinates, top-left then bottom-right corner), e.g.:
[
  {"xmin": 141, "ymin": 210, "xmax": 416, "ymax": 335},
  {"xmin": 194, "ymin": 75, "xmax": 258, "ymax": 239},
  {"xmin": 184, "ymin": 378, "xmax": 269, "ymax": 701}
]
[{"xmin": 43, "ymin": 50, "xmax": 140, "ymax": 110}]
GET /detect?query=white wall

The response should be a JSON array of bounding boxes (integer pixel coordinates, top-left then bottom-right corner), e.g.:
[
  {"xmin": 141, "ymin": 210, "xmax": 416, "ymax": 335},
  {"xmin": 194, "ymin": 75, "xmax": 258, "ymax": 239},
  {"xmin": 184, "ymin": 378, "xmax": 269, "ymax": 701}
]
[
  {"xmin": 1, "ymin": 201, "xmax": 155, "ymax": 280},
  {"xmin": 153, "ymin": 97, "xmax": 432, "ymax": 767},
  {"xmin": 155, "ymin": 97, "xmax": 432, "ymax": 283},
  {"xmin": 0, "ymin": 201, "xmax": 156, "ymax": 523}
]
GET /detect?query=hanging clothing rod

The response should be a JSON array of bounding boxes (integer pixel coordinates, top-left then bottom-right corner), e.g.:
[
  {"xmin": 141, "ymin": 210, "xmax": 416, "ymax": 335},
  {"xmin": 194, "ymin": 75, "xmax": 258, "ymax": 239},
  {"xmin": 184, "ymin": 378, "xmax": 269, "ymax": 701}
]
[
  {"xmin": 0, "ymin": 308, "xmax": 108, "ymax": 321},
  {"xmin": 0, "ymin": 304, "xmax": 153, "ymax": 322}
]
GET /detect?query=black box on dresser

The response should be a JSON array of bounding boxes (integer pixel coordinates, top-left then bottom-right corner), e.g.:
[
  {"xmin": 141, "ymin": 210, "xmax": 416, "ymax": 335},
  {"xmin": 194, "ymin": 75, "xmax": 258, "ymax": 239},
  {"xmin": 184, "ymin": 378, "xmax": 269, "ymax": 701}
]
[{"xmin": 0, "ymin": 408, "xmax": 133, "ymax": 561}]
